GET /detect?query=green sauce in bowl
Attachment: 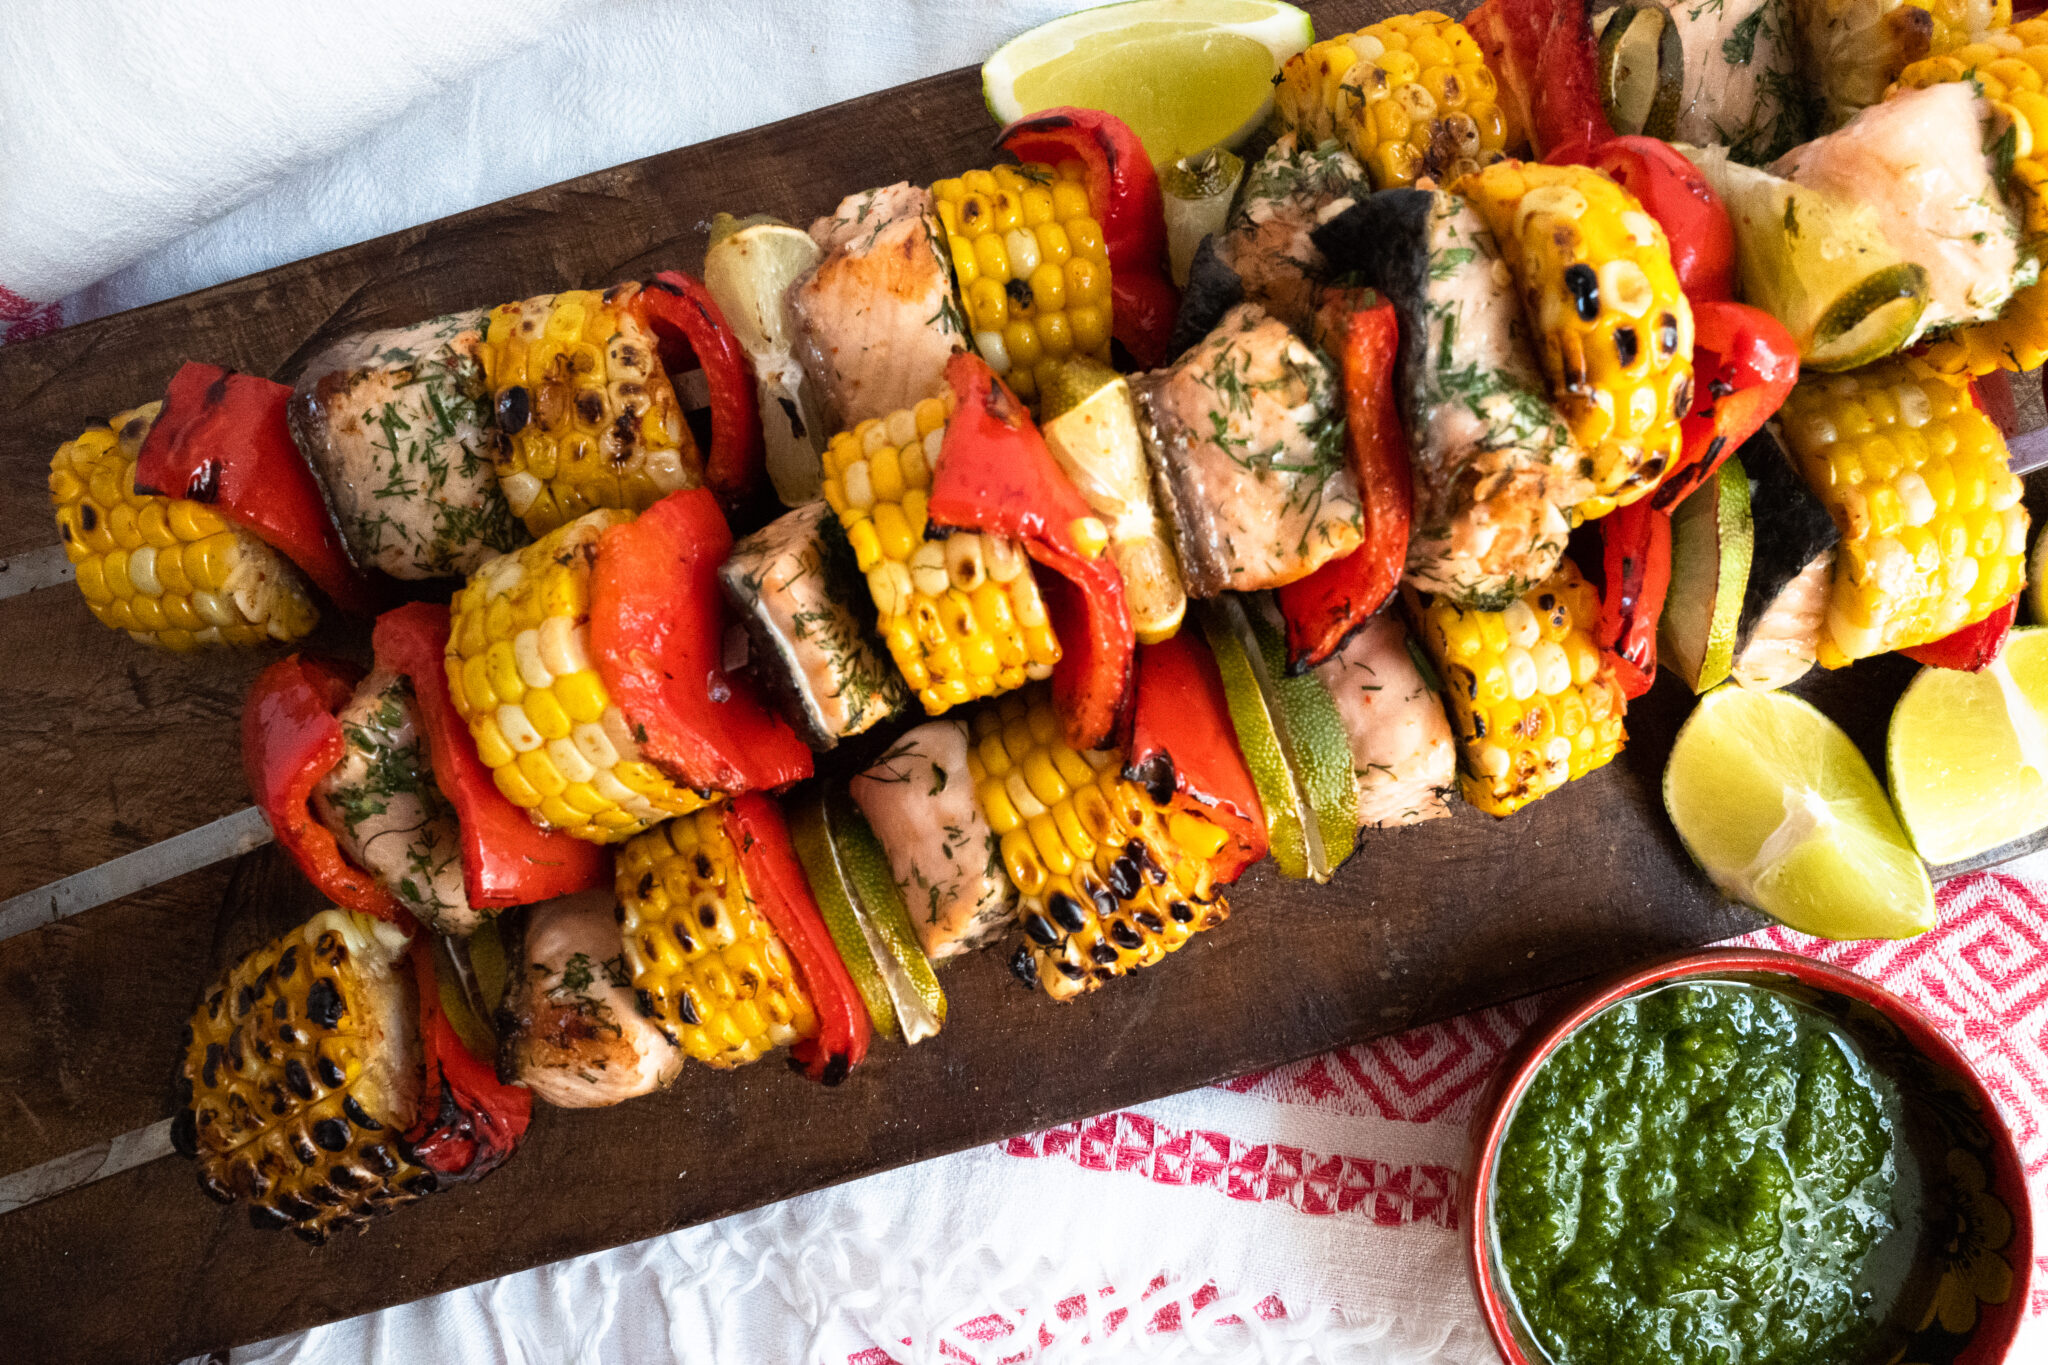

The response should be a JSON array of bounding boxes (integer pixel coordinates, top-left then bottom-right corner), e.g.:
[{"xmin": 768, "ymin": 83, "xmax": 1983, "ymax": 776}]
[{"xmin": 1491, "ymin": 979, "xmax": 1928, "ymax": 1365}]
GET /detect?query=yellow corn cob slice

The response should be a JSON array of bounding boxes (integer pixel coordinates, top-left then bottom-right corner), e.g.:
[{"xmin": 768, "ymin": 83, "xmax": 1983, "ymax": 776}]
[
  {"xmin": 445, "ymin": 510, "xmax": 713, "ymax": 844},
  {"xmin": 1274, "ymin": 11, "xmax": 1517, "ymax": 190},
  {"xmin": 1458, "ymin": 160, "xmax": 1694, "ymax": 521},
  {"xmin": 48, "ymin": 403, "xmax": 318, "ymax": 650},
  {"xmin": 820, "ymin": 391, "xmax": 1063, "ymax": 715},
  {"xmin": 969, "ymin": 692, "xmax": 1230, "ymax": 1001},
  {"xmin": 173, "ymin": 910, "xmax": 432, "ymax": 1243},
  {"xmin": 478, "ymin": 284, "xmax": 700, "ymax": 537},
  {"xmin": 615, "ymin": 809, "xmax": 819, "ymax": 1068},
  {"xmin": 1413, "ymin": 560, "xmax": 1627, "ymax": 817},
  {"xmin": 931, "ymin": 162, "xmax": 1114, "ymax": 406},
  {"xmin": 1897, "ymin": 16, "xmax": 2048, "ymax": 373},
  {"xmin": 1778, "ymin": 360, "xmax": 2028, "ymax": 664}
]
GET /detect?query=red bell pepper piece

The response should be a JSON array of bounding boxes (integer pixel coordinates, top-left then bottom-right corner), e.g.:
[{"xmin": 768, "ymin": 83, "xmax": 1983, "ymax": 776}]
[
  {"xmin": 1464, "ymin": 0, "xmax": 1611, "ymax": 157},
  {"xmin": 242, "ymin": 654, "xmax": 407, "ymax": 923},
  {"xmin": 1275, "ymin": 300, "xmax": 1413, "ymax": 670},
  {"xmin": 1594, "ymin": 499, "xmax": 1673, "ymax": 699},
  {"xmin": 997, "ymin": 108, "xmax": 1179, "ymax": 368},
  {"xmin": 722, "ymin": 794, "xmax": 870, "ymax": 1084},
  {"xmin": 1649, "ymin": 301, "xmax": 1800, "ymax": 513},
  {"xmin": 1902, "ymin": 598, "xmax": 2019, "ymax": 671},
  {"xmin": 589, "ymin": 488, "xmax": 812, "ymax": 794},
  {"xmin": 633, "ymin": 271, "xmax": 764, "ymax": 511},
  {"xmin": 403, "ymin": 936, "xmax": 530, "ymax": 1184},
  {"xmin": 1121, "ymin": 630, "xmax": 1268, "ymax": 883},
  {"xmin": 136, "ymin": 362, "xmax": 375, "ymax": 615},
  {"xmin": 927, "ymin": 352, "xmax": 1135, "ymax": 751},
  {"xmin": 372, "ymin": 603, "xmax": 610, "ymax": 908},
  {"xmin": 1556, "ymin": 137, "xmax": 1736, "ymax": 304}
]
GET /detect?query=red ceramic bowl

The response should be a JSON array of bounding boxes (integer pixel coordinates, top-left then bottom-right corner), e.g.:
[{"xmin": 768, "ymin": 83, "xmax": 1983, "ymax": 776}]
[{"xmin": 1468, "ymin": 948, "xmax": 2033, "ymax": 1365}]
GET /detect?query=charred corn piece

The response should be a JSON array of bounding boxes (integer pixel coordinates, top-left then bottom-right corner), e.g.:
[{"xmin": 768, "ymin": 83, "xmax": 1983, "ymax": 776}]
[
  {"xmin": 1458, "ymin": 160, "xmax": 1694, "ymax": 521},
  {"xmin": 931, "ymin": 162, "xmax": 1114, "ymax": 406},
  {"xmin": 820, "ymin": 391, "xmax": 1061, "ymax": 714},
  {"xmin": 48, "ymin": 404, "xmax": 318, "ymax": 650},
  {"xmin": 1274, "ymin": 11, "xmax": 1516, "ymax": 190},
  {"xmin": 1898, "ymin": 17, "xmax": 2048, "ymax": 373},
  {"xmin": 615, "ymin": 809, "xmax": 819, "ymax": 1069},
  {"xmin": 478, "ymin": 285, "xmax": 700, "ymax": 537},
  {"xmin": 1778, "ymin": 361, "xmax": 2028, "ymax": 664},
  {"xmin": 1807, "ymin": 0, "xmax": 2009, "ymax": 127},
  {"xmin": 1414, "ymin": 560, "xmax": 1627, "ymax": 817},
  {"xmin": 970, "ymin": 693, "xmax": 1230, "ymax": 1002},
  {"xmin": 446, "ymin": 510, "xmax": 713, "ymax": 843},
  {"xmin": 172, "ymin": 910, "xmax": 431, "ymax": 1242}
]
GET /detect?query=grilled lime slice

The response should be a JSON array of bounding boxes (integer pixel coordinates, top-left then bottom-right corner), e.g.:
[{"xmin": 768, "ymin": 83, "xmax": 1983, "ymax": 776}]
[
  {"xmin": 1199, "ymin": 595, "xmax": 1358, "ymax": 881},
  {"xmin": 2029, "ymin": 521, "xmax": 2048, "ymax": 625},
  {"xmin": 1889, "ymin": 626, "xmax": 2048, "ymax": 865},
  {"xmin": 1660, "ymin": 458, "xmax": 1754, "ymax": 692},
  {"xmin": 828, "ymin": 793, "xmax": 945, "ymax": 1039},
  {"xmin": 982, "ymin": 0, "xmax": 1314, "ymax": 165},
  {"xmin": 1596, "ymin": 2, "xmax": 1682, "ymax": 139},
  {"xmin": 1665, "ymin": 687, "xmax": 1934, "ymax": 939},
  {"xmin": 1201, "ymin": 598, "xmax": 1312, "ymax": 878},
  {"xmin": 1687, "ymin": 145, "xmax": 1929, "ymax": 371},
  {"xmin": 788, "ymin": 791, "xmax": 902, "ymax": 1040}
]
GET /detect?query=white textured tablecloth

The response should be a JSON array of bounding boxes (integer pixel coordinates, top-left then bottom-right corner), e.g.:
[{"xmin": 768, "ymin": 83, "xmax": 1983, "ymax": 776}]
[{"xmin": 5, "ymin": 3, "xmax": 2045, "ymax": 1361}]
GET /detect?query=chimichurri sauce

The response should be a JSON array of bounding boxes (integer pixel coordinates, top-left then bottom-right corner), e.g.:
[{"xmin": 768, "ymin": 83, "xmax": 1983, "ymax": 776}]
[{"xmin": 1494, "ymin": 981, "xmax": 1902, "ymax": 1365}]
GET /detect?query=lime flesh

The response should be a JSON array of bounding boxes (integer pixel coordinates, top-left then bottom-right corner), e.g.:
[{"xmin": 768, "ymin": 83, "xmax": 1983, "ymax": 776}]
[
  {"xmin": 984, "ymin": 0, "xmax": 1314, "ymax": 166},
  {"xmin": 1665, "ymin": 687, "xmax": 1934, "ymax": 939},
  {"xmin": 2030, "ymin": 524, "xmax": 2048, "ymax": 625},
  {"xmin": 1889, "ymin": 626, "xmax": 2048, "ymax": 865}
]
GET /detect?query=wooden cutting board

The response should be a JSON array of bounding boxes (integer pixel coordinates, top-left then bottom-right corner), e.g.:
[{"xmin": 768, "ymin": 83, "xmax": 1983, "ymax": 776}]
[{"xmin": 0, "ymin": 3, "xmax": 2036, "ymax": 1359}]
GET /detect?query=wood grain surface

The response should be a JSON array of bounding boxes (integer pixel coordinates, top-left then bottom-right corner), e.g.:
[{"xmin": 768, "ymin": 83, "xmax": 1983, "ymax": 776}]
[{"xmin": 0, "ymin": 2, "xmax": 2034, "ymax": 1359}]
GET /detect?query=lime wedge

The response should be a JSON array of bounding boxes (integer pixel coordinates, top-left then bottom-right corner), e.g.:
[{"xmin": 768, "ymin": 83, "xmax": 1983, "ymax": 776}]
[
  {"xmin": 788, "ymin": 791, "xmax": 900, "ymax": 1039},
  {"xmin": 983, "ymin": 0, "xmax": 1315, "ymax": 166},
  {"xmin": 1198, "ymin": 595, "xmax": 1358, "ymax": 880},
  {"xmin": 828, "ymin": 793, "xmax": 946, "ymax": 1039},
  {"xmin": 1664, "ymin": 687, "xmax": 1934, "ymax": 939},
  {"xmin": 1889, "ymin": 626, "xmax": 2048, "ymax": 865}
]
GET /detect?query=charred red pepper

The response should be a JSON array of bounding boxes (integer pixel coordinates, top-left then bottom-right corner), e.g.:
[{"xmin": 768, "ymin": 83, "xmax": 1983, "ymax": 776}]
[
  {"xmin": 1649, "ymin": 301, "xmax": 1800, "ymax": 513},
  {"xmin": 997, "ymin": 108, "xmax": 1179, "ymax": 368},
  {"xmin": 589, "ymin": 488, "xmax": 812, "ymax": 795},
  {"xmin": 927, "ymin": 352, "xmax": 1135, "ymax": 751},
  {"xmin": 1464, "ymin": 0, "xmax": 1610, "ymax": 157},
  {"xmin": 634, "ymin": 271, "xmax": 764, "ymax": 511},
  {"xmin": 1121, "ymin": 630, "xmax": 1268, "ymax": 883},
  {"xmin": 242, "ymin": 654, "xmax": 406, "ymax": 923},
  {"xmin": 373, "ymin": 603, "xmax": 610, "ymax": 908},
  {"xmin": 723, "ymin": 794, "xmax": 870, "ymax": 1084},
  {"xmin": 1594, "ymin": 499, "xmax": 1673, "ymax": 698},
  {"xmin": 403, "ymin": 936, "xmax": 530, "ymax": 1183},
  {"xmin": 1556, "ymin": 137, "xmax": 1736, "ymax": 304},
  {"xmin": 1276, "ymin": 300, "xmax": 1413, "ymax": 670},
  {"xmin": 1902, "ymin": 598, "xmax": 2019, "ymax": 671},
  {"xmin": 136, "ymin": 362, "xmax": 375, "ymax": 615}
]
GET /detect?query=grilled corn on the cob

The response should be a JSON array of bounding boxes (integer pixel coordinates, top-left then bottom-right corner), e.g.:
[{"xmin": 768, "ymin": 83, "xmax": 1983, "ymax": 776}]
[
  {"xmin": 48, "ymin": 404, "xmax": 319, "ymax": 650},
  {"xmin": 1458, "ymin": 160, "xmax": 1694, "ymax": 521},
  {"xmin": 971, "ymin": 693, "xmax": 1231, "ymax": 1002},
  {"xmin": 479, "ymin": 285, "xmax": 700, "ymax": 537},
  {"xmin": 616, "ymin": 810, "xmax": 819, "ymax": 1068},
  {"xmin": 1274, "ymin": 11, "xmax": 1516, "ymax": 190},
  {"xmin": 172, "ymin": 910, "xmax": 432, "ymax": 1242},
  {"xmin": 446, "ymin": 510, "xmax": 713, "ymax": 844},
  {"xmin": 1413, "ymin": 560, "xmax": 1628, "ymax": 817},
  {"xmin": 931, "ymin": 163, "xmax": 1114, "ymax": 406},
  {"xmin": 820, "ymin": 392, "xmax": 1062, "ymax": 714},
  {"xmin": 1896, "ymin": 16, "xmax": 2048, "ymax": 373},
  {"xmin": 1778, "ymin": 361, "xmax": 2028, "ymax": 664}
]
